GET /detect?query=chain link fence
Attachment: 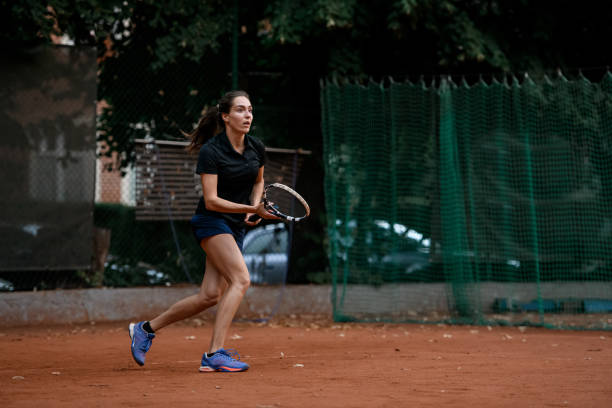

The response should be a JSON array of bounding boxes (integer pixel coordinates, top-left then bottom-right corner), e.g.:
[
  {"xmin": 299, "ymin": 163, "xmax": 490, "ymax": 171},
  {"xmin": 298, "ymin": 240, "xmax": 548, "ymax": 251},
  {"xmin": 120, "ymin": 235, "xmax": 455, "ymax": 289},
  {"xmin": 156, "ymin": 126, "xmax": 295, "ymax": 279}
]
[
  {"xmin": 1, "ymin": 45, "xmax": 318, "ymax": 292},
  {"xmin": 322, "ymin": 74, "xmax": 612, "ymax": 329}
]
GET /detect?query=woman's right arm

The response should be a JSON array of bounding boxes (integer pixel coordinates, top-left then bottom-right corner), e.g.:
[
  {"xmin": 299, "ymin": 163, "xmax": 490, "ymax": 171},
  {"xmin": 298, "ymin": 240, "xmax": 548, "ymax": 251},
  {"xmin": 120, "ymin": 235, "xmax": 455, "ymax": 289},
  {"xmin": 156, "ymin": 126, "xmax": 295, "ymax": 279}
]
[{"xmin": 201, "ymin": 173, "xmax": 272, "ymax": 218}]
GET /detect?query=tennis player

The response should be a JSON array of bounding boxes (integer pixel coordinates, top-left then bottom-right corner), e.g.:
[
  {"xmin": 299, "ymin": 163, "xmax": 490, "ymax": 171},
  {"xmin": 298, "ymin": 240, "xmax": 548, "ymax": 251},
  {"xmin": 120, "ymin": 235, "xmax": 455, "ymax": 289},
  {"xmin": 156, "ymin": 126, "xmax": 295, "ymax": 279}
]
[{"xmin": 129, "ymin": 90, "xmax": 278, "ymax": 372}]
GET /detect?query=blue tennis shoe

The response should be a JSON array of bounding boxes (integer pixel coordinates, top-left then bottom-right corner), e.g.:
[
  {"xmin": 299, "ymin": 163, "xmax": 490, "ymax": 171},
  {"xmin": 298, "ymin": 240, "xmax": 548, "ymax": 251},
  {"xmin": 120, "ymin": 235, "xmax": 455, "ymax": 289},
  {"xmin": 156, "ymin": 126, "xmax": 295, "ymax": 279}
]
[
  {"xmin": 199, "ymin": 348, "xmax": 249, "ymax": 372},
  {"xmin": 129, "ymin": 321, "xmax": 155, "ymax": 366}
]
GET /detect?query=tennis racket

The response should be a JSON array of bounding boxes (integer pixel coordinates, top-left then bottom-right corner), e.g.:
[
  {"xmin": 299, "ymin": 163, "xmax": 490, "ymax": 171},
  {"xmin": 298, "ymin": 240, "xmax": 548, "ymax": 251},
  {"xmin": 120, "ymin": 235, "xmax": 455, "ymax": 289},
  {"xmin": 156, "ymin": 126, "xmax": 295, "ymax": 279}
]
[{"xmin": 249, "ymin": 183, "xmax": 310, "ymax": 222}]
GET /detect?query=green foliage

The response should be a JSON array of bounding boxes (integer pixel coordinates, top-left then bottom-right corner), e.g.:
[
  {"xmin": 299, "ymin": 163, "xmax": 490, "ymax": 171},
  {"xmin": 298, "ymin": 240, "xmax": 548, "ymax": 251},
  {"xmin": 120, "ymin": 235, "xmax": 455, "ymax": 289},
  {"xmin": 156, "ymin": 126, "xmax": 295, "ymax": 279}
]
[
  {"xmin": 8, "ymin": 0, "xmax": 611, "ymax": 287},
  {"xmin": 91, "ymin": 1, "xmax": 233, "ymax": 168},
  {"xmin": 262, "ymin": 0, "xmax": 357, "ymax": 44},
  {"xmin": 2, "ymin": 1, "xmax": 233, "ymax": 169},
  {"xmin": 94, "ymin": 203, "xmax": 204, "ymax": 286},
  {"xmin": 1, "ymin": 0, "xmax": 56, "ymax": 45},
  {"xmin": 8, "ymin": 0, "xmax": 612, "ymax": 76}
]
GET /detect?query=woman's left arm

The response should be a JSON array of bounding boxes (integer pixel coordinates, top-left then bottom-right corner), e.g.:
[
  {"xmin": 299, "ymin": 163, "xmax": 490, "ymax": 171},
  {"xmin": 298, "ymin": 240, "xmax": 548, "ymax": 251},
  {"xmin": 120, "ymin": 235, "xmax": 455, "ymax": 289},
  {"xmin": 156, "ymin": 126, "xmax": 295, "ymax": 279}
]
[{"xmin": 244, "ymin": 166, "xmax": 265, "ymax": 226}]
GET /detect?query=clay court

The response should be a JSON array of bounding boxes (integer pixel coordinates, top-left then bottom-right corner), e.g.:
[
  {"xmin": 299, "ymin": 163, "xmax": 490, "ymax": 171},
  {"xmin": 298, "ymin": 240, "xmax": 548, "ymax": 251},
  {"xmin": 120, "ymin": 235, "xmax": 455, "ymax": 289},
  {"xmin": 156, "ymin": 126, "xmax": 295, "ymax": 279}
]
[{"xmin": 1, "ymin": 315, "xmax": 611, "ymax": 407}]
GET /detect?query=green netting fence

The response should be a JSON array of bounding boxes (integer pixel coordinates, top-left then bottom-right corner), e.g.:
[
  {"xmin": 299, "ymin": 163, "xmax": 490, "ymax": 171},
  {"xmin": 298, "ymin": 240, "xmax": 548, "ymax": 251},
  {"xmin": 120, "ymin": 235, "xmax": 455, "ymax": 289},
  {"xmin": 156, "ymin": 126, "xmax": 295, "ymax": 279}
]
[{"xmin": 321, "ymin": 73, "xmax": 612, "ymax": 329}]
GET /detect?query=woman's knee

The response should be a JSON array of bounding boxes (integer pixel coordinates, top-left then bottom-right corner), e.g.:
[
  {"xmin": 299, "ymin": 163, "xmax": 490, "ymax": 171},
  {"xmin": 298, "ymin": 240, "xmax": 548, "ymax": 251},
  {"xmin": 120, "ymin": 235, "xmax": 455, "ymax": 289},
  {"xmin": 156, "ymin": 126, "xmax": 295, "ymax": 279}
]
[
  {"xmin": 241, "ymin": 274, "xmax": 251, "ymax": 290},
  {"xmin": 196, "ymin": 288, "xmax": 221, "ymax": 307},
  {"xmin": 232, "ymin": 272, "xmax": 250, "ymax": 292}
]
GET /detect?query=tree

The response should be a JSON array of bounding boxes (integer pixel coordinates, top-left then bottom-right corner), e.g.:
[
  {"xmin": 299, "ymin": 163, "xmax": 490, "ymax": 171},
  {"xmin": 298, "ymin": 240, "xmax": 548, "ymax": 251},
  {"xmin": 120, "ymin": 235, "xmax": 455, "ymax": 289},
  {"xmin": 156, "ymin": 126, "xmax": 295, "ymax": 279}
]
[
  {"xmin": 5, "ymin": 0, "xmax": 610, "ymax": 283},
  {"xmin": 7, "ymin": 0, "xmax": 610, "ymax": 165}
]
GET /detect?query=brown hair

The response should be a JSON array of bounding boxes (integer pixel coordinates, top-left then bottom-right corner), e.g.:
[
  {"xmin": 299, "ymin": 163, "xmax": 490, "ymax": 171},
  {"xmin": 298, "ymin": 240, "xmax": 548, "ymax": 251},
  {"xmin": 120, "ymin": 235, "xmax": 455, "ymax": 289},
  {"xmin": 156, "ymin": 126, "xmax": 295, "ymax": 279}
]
[{"xmin": 184, "ymin": 90, "xmax": 250, "ymax": 153}]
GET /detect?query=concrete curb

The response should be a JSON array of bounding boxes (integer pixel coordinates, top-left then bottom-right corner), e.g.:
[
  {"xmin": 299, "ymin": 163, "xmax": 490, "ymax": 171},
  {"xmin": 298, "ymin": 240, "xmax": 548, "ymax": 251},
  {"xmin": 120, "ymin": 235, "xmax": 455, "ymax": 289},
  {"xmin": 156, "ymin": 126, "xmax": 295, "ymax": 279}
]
[
  {"xmin": 3, "ymin": 281, "xmax": 609, "ymax": 327},
  {"xmin": 0, "ymin": 285, "xmax": 333, "ymax": 327}
]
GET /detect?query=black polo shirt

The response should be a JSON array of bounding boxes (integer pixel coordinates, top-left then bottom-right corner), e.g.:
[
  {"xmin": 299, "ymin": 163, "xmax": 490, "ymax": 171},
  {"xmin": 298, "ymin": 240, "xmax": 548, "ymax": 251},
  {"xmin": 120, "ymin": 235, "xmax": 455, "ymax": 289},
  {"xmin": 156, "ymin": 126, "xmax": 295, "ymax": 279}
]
[{"xmin": 195, "ymin": 131, "xmax": 266, "ymax": 227}]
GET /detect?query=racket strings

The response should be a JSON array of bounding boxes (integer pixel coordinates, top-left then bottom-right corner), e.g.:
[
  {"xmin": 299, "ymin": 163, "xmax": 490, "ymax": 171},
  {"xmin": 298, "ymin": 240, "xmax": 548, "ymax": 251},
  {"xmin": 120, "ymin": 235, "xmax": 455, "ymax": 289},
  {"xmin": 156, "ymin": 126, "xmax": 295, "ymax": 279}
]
[{"xmin": 266, "ymin": 188, "xmax": 307, "ymax": 218}]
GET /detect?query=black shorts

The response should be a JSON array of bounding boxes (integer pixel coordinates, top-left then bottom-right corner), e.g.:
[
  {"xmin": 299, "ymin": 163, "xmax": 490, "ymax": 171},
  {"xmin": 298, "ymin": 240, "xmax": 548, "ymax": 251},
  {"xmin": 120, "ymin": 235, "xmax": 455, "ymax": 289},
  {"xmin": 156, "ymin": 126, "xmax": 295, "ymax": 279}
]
[{"xmin": 190, "ymin": 214, "xmax": 245, "ymax": 252}]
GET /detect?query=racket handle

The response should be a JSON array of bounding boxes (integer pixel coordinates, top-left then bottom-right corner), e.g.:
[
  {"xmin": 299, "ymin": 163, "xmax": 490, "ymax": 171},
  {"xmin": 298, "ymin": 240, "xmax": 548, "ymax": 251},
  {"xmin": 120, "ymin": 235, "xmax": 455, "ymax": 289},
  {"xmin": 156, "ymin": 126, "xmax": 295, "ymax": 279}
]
[{"xmin": 247, "ymin": 214, "xmax": 261, "ymax": 222}]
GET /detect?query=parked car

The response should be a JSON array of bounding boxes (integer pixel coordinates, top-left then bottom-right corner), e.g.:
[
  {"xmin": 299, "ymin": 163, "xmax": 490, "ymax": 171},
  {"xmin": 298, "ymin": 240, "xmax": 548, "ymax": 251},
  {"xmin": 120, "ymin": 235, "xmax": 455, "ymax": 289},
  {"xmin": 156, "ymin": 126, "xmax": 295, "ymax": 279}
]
[
  {"xmin": 331, "ymin": 218, "xmax": 432, "ymax": 281},
  {"xmin": 243, "ymin": 223, "xmax": 288, "ymax": 284},
  {"xmin": 0, "ymin": 277, "xmax": 14, "ymax": 291}
]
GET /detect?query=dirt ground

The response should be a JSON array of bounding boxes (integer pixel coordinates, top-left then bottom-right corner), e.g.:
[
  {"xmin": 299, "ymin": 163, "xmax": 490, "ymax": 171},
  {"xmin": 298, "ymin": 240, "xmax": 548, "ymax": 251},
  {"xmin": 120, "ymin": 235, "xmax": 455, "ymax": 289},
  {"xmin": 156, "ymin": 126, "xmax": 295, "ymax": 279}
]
[{"xmin": 1, "ymin": 314, "xmax": 611, "ymax": 408}]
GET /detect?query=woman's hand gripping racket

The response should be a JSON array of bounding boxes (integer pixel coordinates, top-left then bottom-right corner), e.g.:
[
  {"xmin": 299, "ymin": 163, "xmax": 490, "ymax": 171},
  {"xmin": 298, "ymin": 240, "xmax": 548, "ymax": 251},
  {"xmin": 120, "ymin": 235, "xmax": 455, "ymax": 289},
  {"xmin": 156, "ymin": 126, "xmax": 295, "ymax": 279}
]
[{"xmin": 248, "ymin": 183, "xmax": 310, "ymax": 223}]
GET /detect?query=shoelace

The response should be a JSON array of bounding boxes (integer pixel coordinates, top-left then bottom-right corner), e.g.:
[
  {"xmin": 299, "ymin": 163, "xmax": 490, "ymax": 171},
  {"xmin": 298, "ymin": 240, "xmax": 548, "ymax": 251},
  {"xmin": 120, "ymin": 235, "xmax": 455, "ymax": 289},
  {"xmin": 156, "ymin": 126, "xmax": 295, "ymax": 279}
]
[
  {"xmin": 218, "ymin": 348, "xmax": 242, "ymax": 361},
  {"xmin": 140, "ymin": 339, "xmax": 152, "ymax": 352},
  {"xmin": 138, "ymin": 329, "xmax": 153, "ymax": 352}
]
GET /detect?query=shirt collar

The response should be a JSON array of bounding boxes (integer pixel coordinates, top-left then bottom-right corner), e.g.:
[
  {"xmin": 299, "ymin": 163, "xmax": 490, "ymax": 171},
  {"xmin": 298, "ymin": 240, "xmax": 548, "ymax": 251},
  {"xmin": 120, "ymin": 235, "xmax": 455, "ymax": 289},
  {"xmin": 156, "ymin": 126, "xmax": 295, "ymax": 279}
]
[{"xmin": 218, "ymin": 130, "xmax": 254, "ymax": 153}]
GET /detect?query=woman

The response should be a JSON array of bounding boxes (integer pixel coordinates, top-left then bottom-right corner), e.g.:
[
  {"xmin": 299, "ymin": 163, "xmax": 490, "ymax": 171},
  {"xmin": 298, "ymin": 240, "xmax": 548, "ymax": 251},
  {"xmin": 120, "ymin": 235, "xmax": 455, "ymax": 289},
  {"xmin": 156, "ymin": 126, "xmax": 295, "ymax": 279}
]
[{"xmin": 129, "ymin": 90, "xmax": 278, "ymax": 372}]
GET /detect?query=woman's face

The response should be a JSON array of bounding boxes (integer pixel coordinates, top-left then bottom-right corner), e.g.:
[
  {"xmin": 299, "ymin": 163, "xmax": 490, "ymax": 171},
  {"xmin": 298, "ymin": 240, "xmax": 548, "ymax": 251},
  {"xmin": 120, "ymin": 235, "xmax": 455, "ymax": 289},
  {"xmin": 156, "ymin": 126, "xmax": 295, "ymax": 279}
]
[{"xmin": 223, "ymin": 96, "xmax": 253, "ymax": 135}]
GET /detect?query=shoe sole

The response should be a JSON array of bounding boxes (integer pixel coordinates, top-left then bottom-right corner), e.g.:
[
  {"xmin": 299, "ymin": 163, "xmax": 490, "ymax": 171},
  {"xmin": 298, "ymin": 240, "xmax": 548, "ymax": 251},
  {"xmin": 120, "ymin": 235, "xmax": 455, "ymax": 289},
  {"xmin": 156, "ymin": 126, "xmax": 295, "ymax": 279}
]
[
  {"xmin": 128, "ymin": 323, "xmax": 145, "ymax": 366},
  {"xmin": 199, "ymin": 366, "xmax": 248, "ymax": 372}
]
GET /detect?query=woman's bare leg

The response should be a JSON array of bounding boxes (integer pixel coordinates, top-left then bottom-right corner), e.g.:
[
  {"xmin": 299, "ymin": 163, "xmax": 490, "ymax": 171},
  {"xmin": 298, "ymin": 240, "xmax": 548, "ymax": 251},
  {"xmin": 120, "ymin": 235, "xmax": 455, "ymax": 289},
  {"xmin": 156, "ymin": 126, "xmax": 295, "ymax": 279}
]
[
  {"xmin": 200, "ymin": 233, "xmax": 250, "ymax": 353},
  {"xmin": 149, "ymin": 257, "xmax": 227, "ymax": 332}
]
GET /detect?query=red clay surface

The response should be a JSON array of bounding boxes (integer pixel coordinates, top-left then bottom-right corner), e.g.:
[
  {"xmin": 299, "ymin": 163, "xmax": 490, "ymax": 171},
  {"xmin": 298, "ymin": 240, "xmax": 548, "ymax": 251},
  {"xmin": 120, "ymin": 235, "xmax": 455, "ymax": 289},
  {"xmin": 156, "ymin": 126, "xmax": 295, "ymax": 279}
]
[{"xmin": 1, "ymin": 315, "xmax": 611, "ymax": 407}]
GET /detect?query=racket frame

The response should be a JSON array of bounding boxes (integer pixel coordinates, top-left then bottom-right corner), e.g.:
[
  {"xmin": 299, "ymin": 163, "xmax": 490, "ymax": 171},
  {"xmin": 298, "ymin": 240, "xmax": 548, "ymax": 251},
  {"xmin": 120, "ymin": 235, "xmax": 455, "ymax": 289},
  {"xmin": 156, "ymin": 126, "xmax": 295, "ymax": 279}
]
[{"xmin": 262, "ymin": 183, "xmax": 310, "ymax": 222}]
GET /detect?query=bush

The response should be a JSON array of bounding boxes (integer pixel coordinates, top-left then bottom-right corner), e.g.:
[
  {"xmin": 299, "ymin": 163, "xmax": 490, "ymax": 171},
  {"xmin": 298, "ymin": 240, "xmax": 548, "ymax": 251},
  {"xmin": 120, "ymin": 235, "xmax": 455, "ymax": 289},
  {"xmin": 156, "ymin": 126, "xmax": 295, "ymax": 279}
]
[{"xmin": 94, "ymin": 203, "xmax": 203, "ymax": 286}]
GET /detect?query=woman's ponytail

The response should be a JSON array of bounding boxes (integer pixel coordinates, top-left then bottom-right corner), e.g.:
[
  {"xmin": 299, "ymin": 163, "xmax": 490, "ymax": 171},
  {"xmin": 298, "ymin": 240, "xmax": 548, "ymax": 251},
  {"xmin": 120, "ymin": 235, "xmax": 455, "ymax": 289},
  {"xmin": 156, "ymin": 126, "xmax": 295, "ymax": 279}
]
[{"xmin": 184, "ymin": 105, "xmax": 222, "ymax": 153}]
